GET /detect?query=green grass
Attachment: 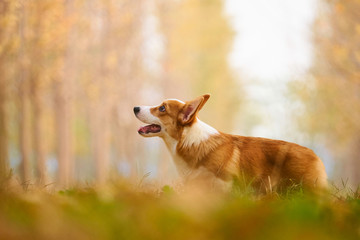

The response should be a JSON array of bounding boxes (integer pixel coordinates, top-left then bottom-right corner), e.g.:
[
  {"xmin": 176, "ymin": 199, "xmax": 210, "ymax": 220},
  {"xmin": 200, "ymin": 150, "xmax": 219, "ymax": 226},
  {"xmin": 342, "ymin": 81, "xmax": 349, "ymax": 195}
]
[{"xmin": 0, "ymin": 179, "xmax": 359, "ymax": 240}]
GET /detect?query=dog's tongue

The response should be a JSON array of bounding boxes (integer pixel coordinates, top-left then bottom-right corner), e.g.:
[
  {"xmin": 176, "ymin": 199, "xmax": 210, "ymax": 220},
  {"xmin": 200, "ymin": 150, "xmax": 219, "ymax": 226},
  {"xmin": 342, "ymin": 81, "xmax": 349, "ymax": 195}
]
[{"xmin": 138, "ymin": 124, "xmax": 161, "ymax": 134}]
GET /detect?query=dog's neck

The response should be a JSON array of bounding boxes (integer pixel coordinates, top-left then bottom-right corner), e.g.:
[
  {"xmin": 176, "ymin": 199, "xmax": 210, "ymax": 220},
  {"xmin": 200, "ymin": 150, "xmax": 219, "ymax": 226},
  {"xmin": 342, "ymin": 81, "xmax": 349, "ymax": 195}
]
[
  {"xmin": 161, "ymin": 119, "xmax": 221, "ymax": 178},
  {"xmin": 162, "ymin": 119, "xmax": 221, "ymax": 171},
  {"xmin": 162, "ymin": 118, "xmax": 219, "ymax": 155}
]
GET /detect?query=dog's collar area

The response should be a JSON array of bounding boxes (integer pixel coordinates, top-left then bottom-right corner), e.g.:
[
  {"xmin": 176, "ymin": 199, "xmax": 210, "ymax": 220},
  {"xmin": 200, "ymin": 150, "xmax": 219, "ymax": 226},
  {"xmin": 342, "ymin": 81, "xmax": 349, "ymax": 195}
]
[{"xmin": 138, "ymin": 124, "xmax": 161, "ymax": 135}]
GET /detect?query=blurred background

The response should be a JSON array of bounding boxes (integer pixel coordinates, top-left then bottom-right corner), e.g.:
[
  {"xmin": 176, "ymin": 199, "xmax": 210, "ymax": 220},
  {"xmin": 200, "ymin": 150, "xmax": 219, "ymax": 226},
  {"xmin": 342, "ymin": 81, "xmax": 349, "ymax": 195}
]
[{"xmin": 0, "ymin": 0, "xmax": 358, "ymax": 188}]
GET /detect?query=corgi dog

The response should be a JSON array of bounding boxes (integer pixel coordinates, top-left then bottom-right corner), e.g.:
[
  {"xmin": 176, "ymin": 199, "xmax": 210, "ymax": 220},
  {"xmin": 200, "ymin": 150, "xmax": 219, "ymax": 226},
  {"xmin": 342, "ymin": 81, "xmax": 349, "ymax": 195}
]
[{"xmin": 134, "ymin": 94, "xmax": 327, "ymax": 192}]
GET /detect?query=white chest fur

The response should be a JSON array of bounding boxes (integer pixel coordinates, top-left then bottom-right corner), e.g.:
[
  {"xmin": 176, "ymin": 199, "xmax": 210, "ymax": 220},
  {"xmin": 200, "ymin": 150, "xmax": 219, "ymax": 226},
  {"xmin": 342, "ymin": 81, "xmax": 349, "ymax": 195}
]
[
  {"xmin": 161, "ymin": 134, "xmax": 191, "ymax": 177},
  {"xmin": 162, "ymin": 119, "xmax": 219, "ymax": 176},
  {"xmin": 161, "ymin": 119, "xmax": 228, "ymax": 189}
]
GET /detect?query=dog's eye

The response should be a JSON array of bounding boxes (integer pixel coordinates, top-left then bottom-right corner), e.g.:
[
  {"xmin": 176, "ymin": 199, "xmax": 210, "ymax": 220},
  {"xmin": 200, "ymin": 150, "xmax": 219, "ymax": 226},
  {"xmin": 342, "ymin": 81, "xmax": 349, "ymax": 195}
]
[{"xmin": 159, "ymin": 105, "xmax": 166, "ymax": 112}]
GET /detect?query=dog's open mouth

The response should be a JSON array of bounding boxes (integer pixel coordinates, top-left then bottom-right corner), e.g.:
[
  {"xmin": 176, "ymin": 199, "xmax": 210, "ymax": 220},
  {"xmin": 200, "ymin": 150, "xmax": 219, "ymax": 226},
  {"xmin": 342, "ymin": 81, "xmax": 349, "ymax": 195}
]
[{"xmin": 138, "ymin": 124, "xmax": 161, "ymax": 135}]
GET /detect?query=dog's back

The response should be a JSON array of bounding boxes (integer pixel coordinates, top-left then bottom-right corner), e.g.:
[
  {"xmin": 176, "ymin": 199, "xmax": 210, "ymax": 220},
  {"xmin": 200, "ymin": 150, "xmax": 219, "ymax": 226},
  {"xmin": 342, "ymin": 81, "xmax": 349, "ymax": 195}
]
[
  {"xmin": 230, "ymin": 135, "xmax": 327, "ymax": 191},
  {"xmin": 177, "ymin": 131, "xmax": 327, "ymax": 192}
]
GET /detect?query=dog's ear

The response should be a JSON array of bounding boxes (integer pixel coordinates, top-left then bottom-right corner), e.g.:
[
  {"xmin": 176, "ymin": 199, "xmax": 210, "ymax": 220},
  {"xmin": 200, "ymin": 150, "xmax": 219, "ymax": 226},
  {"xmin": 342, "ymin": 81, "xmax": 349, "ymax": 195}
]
[{"xmin": 179, "ymin": 94, "xmax": 210, "ymax": 125}]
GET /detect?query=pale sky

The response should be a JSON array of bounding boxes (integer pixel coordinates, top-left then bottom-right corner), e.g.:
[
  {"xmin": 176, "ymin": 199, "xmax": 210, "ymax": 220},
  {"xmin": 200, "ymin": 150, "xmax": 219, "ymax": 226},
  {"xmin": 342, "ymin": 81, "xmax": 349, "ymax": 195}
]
[
  {"xmin": 225, "ymin": 0, "xmax": 317, "ymax": 140},
  {"xmin": 225, "ymin": 0, "xmax": 316, "ymax": 80}
]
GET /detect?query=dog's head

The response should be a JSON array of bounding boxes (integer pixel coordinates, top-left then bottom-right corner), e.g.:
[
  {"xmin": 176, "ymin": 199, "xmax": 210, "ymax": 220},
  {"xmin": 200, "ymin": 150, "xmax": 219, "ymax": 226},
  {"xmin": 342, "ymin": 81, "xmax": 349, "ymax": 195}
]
[{"xmin": 134, "ymin": 94, "xmax": 210, "ymax": 140}]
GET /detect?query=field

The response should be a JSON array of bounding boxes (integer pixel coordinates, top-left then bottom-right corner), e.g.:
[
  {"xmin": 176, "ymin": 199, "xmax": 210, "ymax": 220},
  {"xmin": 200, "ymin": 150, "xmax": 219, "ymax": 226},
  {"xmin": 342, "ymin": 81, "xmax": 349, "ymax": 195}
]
[{"xmin": 0, "ymin": 179, "xmax": 359, "ymax": 240}]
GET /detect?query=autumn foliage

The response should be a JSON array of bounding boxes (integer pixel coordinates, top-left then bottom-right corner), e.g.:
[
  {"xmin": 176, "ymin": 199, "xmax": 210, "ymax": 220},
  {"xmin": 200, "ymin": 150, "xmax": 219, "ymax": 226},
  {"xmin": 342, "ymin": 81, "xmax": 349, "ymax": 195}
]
[{"xmin": 294, "ymin": 0, "xmax": 360, "ymax": 186}]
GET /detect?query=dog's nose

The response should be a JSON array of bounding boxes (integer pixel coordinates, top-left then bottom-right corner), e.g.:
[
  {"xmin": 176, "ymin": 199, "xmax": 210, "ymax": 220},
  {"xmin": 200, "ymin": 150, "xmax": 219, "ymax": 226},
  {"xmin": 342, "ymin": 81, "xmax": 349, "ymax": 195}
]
[{"xmin": 133, "ymin": 107, "xmax": 140, "ymax": 115}]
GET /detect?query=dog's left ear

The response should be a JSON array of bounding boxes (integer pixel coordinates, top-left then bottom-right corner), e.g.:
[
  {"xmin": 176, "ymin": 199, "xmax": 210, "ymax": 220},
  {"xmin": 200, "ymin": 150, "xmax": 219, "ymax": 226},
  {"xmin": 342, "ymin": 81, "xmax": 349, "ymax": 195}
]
[{"xmin": 179, "ymin": 94, "xmax": 210, "ymax": 125}]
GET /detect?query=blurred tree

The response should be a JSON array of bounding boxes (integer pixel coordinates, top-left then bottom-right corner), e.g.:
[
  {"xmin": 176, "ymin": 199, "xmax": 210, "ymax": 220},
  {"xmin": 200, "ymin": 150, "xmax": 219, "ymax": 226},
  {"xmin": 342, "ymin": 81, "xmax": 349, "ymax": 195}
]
[
  {"xmin": 79, "ymin": 0, "xmax": 145, "ymax": 183},
  {"xmin": 19, "ymin": 0, "xmax": 74, "ymax": 186},
  {"xmin": 0, "ymin": 0, "xmax": 19, "ymax": 181},
  {"xmin": 27, "ymin": 0, "xmax": 54, "ymax": 185},
  {"xmin": 18, "ymin": 0, "xmax": 31, "ymax": 185},
  {"xmin": 55, "ymin": 0, "xmax": 75, "ymax": 187},
  {"xmin": 295, "ymin": 0, "xmax": 360, "ymax": 185},
  {"xmin": 157, "ymin": 0, "xmax": 241, "ymax": 132}
]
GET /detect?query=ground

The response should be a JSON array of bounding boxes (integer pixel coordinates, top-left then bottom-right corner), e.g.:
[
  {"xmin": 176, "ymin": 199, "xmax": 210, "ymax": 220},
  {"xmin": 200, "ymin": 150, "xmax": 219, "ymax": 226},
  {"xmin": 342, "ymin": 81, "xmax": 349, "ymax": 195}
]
[{"xmin": 0, "ymin": 179, "xmax": 359, "ymax": 240}]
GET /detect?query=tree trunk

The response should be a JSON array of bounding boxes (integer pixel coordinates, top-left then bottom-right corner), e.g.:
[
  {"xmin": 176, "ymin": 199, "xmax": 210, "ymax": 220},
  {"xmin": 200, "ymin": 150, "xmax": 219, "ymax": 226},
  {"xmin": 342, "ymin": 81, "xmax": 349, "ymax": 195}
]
[
  {"xmin": 55, "ymin": 79, "xmax": 72, "ymax": 187},
  {"xmin": 19, "ymin": 0, "xmax": 31, "ymax": 186},
  {"xmin": 55, "ymin": 0, "xmax": 75, "ymax": 188},
  {"xmin": 19, "ymin": 84, "xmax": 31, "ymax": 185},
  {"xmin": 33, "ymin": 92, "xmax": 47, "ymax": 185},
  {"xmin": 0, "ymin": 68, "xmax": 8, "ymax": 182},
  {"xmin": 0, "ymin": 0, "xmax": 8, "ymax": 180},
  {"xmin": 350, "ymin": 136, "xmax": 360, "ymax": 187}
]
